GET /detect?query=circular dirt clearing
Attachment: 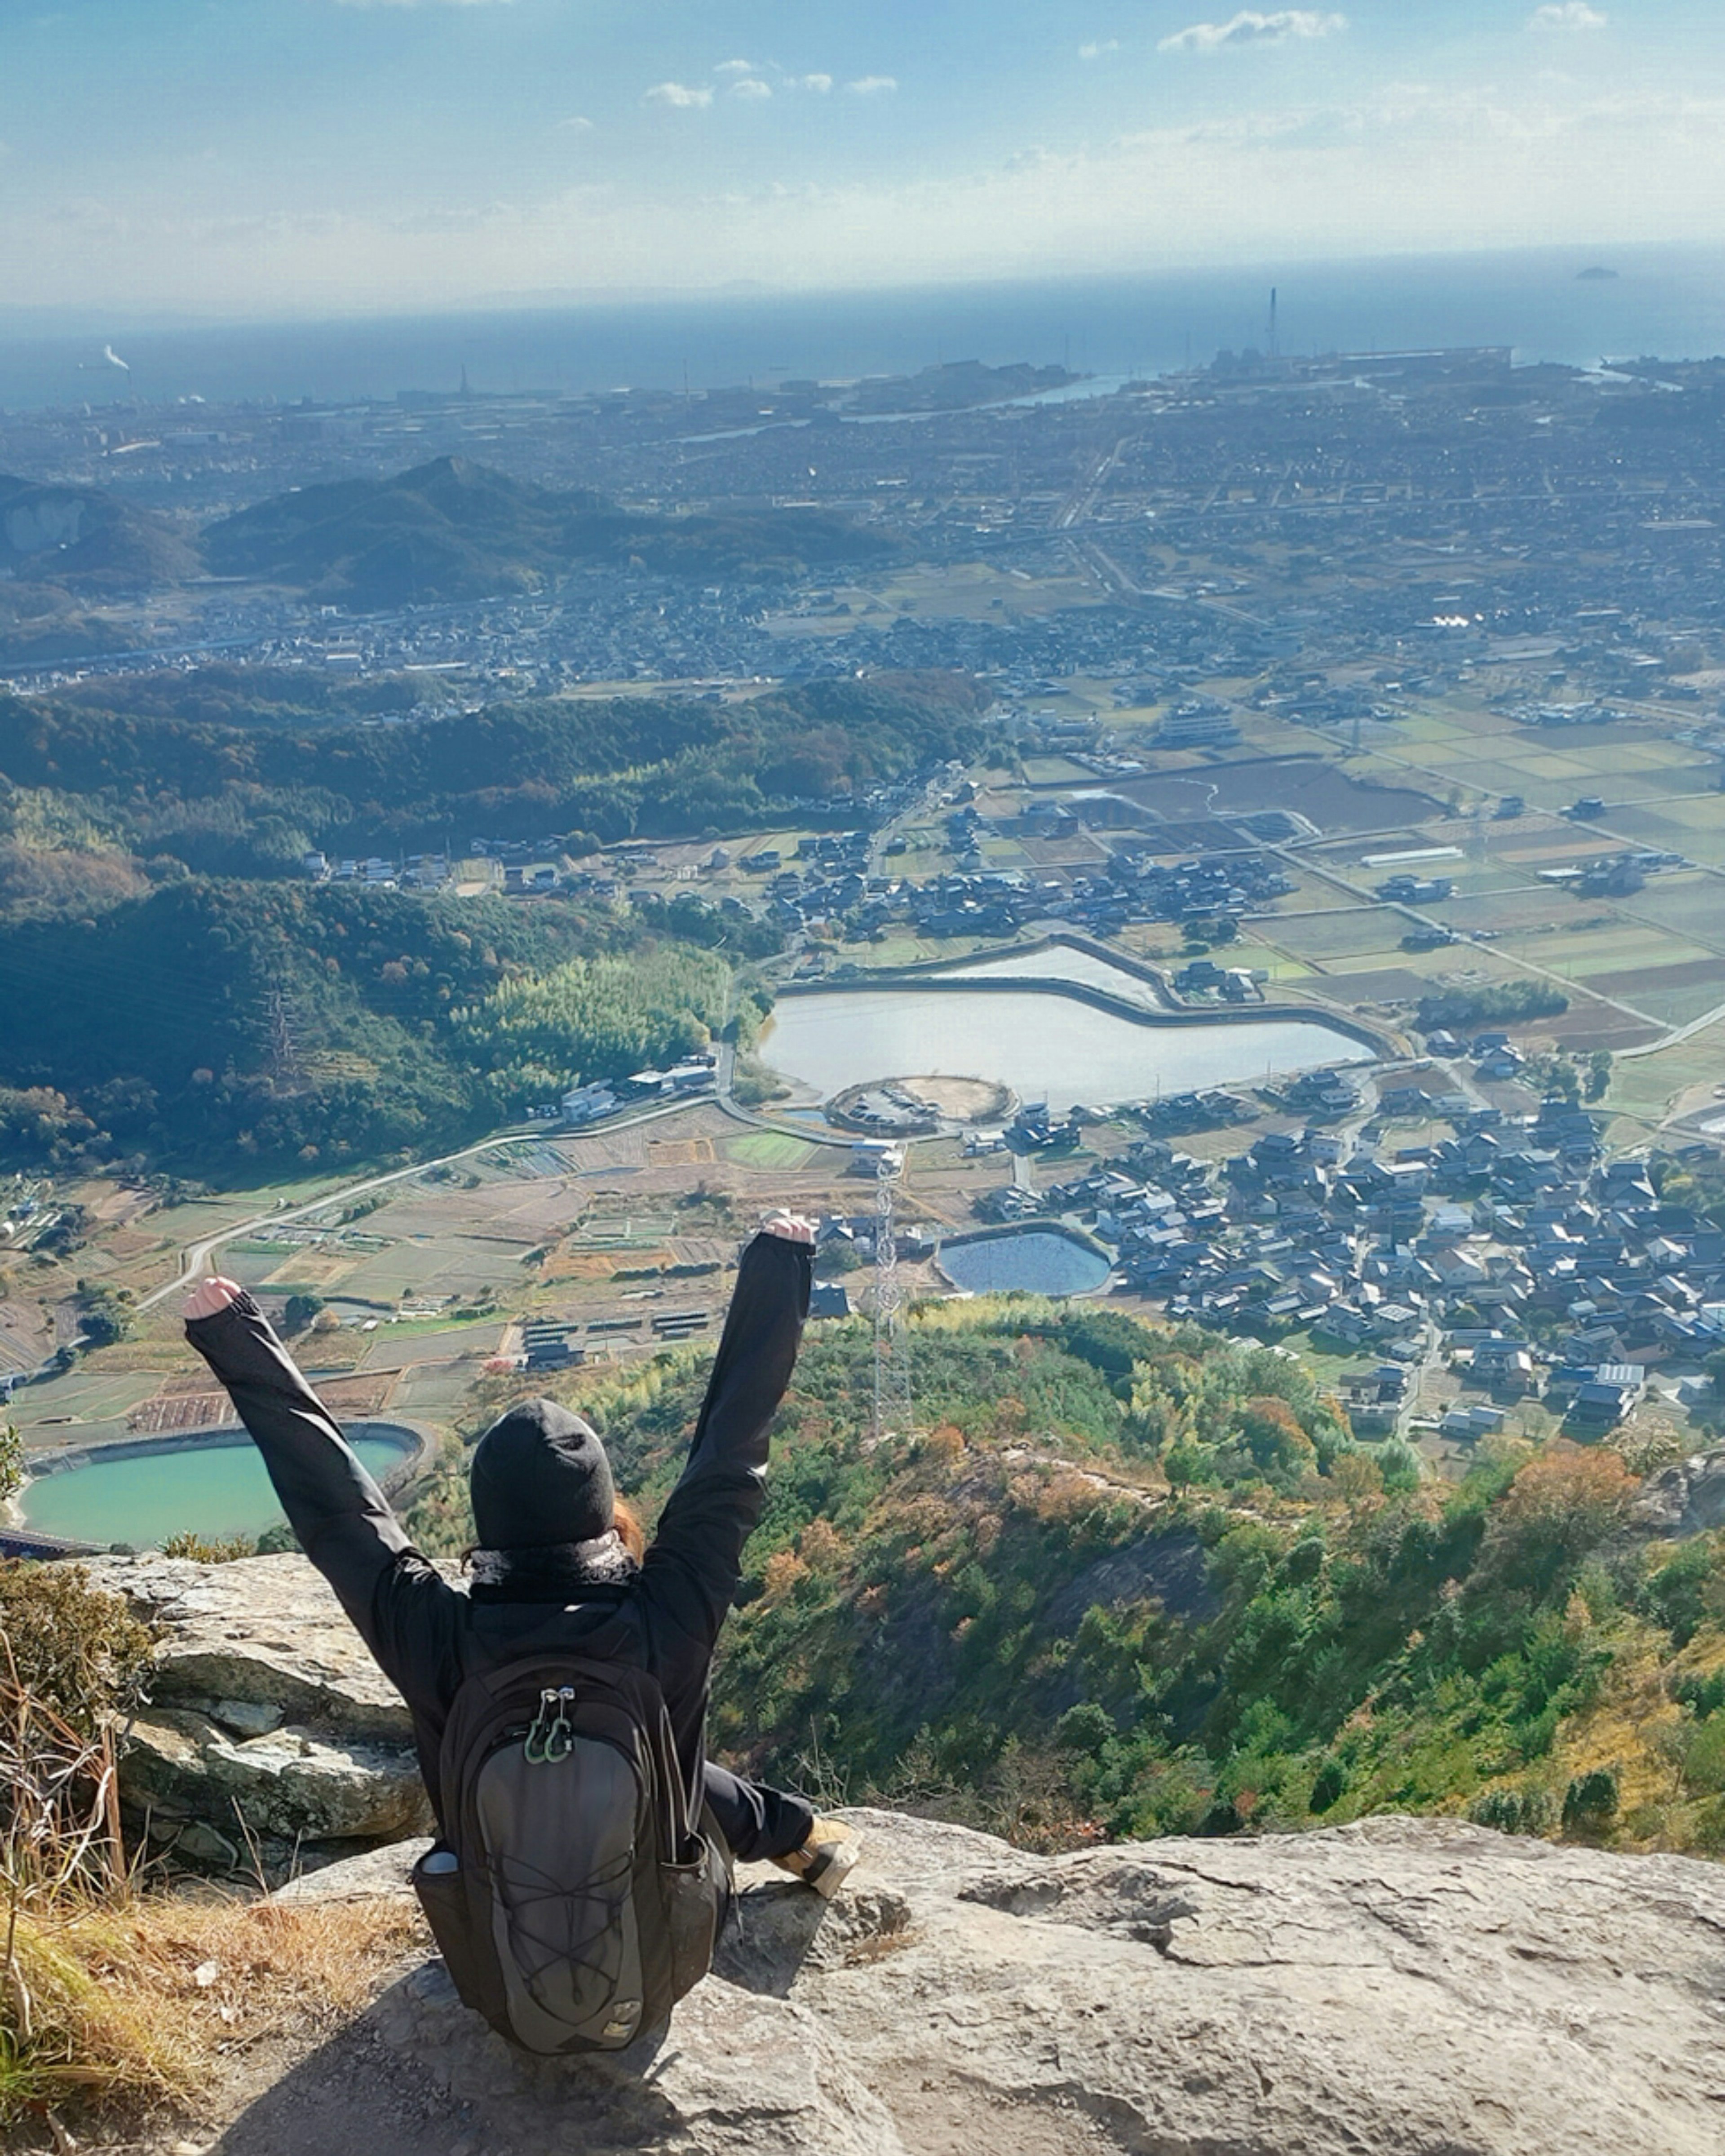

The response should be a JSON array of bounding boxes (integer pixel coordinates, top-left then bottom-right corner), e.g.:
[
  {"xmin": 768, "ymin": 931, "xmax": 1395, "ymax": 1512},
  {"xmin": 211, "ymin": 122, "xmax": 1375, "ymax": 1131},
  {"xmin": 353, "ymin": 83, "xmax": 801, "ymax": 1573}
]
[{"xmin": 899, "ymin": 1075, "xmax": 1014, "ymax": 1123}]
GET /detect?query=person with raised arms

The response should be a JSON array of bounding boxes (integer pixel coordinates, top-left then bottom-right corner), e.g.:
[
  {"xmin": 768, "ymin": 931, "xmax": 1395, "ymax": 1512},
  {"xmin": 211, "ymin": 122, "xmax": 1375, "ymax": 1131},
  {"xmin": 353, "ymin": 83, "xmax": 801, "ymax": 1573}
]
[{"xmin": 182, "ymin": 1212, "xmax": 857, "ymax": 2056}]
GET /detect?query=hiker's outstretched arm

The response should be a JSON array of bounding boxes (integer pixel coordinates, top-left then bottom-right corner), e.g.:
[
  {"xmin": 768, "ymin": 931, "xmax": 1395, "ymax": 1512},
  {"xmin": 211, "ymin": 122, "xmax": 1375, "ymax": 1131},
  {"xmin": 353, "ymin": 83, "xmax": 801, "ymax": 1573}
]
[
  {"xmin": 640, "ymin": 1220, "xmax": 811, "ymax": 1647},
  {"xmin": 183, "ymin": 1282, "xmax": 453, "ymax": 1667}
]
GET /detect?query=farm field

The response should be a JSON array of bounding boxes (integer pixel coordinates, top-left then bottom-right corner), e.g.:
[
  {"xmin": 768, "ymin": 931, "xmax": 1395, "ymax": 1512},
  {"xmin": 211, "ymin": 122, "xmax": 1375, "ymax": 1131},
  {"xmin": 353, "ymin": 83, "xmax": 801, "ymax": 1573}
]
[{"xmin": 2, "ymin": 1094, "xmax": 1040, "ymax": 1483}]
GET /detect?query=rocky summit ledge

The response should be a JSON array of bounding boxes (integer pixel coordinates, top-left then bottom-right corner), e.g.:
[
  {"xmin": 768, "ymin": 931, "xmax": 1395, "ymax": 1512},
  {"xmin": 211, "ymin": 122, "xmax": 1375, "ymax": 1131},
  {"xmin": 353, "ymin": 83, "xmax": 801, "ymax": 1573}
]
[
  {"xmin": 81, "ymin": 1553, "xmax": 439, "ymax": 1744},
  {"xmin": 232, "ymin": 1807, "xmax": 1725, "ymax": 2156}
]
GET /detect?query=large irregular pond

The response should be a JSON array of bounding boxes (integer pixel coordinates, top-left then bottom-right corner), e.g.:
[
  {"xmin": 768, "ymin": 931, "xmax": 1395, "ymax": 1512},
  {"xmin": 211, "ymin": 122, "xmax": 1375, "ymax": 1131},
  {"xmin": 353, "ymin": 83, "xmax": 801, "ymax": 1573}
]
[
  {"xmin": 940, "ymin": 1231, "xmax": 1112, "ymax": 1297},
  {"xmin": 19, "ymin": 1428, "xmax": 416, "ymax": 1549},
  {"xmin": 761, "ymin": 971, "xmax": 1361, "ymax": 1112}
]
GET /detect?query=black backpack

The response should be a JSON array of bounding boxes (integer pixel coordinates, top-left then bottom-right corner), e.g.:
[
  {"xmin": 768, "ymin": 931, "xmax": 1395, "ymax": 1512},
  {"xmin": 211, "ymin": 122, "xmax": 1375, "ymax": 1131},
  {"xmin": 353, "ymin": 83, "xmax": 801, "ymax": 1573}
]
[{"xmin": 410, "ymin": 1653, "xmax": 732, "ymax": 2054}]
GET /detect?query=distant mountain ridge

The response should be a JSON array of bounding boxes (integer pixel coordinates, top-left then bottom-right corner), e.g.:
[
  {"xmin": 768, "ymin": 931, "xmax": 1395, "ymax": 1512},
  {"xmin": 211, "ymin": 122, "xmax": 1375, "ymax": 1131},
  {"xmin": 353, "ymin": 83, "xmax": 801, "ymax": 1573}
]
[{"xmin": 202, "ymin": 455, "xmax": 897, "ymax": 609}]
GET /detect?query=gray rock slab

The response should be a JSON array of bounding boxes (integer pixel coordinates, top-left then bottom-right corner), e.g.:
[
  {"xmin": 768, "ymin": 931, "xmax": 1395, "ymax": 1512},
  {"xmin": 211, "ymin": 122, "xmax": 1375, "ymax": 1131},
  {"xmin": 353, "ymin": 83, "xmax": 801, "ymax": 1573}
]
[
  {"xmin": 80, "ymin": 1552, "xmax": 461, "ymax": 1743},
  {"xmin": 120, "ymin": 1704, "xmax": 431, "ymax": 1842},
  {"xmin": 358, "ymin": 1957, "xmax": 907, "ymax": 2156},
  {"xmin": 792, "ymin": 1806, "xmax": 1725, "ymax": 2156},
  {"xmin": 273, "ymin": 1838, "xmax": 433, "ymax": 1904},
  {"xmin": 225, "ymin": 1807, "xmax": 1725, "ymax": 2155}
]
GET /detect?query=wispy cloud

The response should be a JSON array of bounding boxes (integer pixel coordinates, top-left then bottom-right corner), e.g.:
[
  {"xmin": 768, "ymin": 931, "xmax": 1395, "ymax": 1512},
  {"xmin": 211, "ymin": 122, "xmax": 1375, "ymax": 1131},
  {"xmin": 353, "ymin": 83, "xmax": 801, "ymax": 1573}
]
[
  {"xmin": 798, "ymin": 73, "xmax": 834, "ymax": 93},
  {"xmin": 730, "ymin": 76, "xmax": 773, "ymax": 100},
  {"xmin": 558, "ymin": 115, "xmax": 593, "ymax": 132},
  {"xmin": 1529, "ymin": 3, "xmax": 1606, "ymax": 27},
  {"xmin": 846, "ymin": 75, "xmax": 898, "ymax": 95},
  {"xmin": 645, "ymin": 80, "xmax": 713, "ymax": 108},
  {"xmin": 714, "ymin": 58, "xmax": 756, "ymax": 75},
  {"xmin": 1159, "ymin": 10, "xmax": 1346, "ymax": 53},
  {"xmin": 1079, "ymin": 39, "xmax": 1120, "ymax": 60}
]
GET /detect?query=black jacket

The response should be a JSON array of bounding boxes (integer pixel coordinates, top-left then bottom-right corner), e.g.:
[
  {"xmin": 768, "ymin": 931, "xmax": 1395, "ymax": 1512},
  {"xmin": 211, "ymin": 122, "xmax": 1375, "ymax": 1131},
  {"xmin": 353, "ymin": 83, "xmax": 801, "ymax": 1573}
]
[{"xmin": 184, "ymin": 1231, "xmax": 811, "ymax": 1829}]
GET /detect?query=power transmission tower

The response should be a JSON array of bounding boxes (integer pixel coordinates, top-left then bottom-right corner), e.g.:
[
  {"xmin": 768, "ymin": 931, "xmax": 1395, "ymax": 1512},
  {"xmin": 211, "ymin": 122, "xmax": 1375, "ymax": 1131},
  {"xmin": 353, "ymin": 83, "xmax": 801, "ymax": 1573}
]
[
  {"xmin": 871, "ymin": 1147, "xmax": 915, "ymax": 1445},
  {"xmin": 266, "ymin": 986, "xmax": 304, "ymax": 1092}
]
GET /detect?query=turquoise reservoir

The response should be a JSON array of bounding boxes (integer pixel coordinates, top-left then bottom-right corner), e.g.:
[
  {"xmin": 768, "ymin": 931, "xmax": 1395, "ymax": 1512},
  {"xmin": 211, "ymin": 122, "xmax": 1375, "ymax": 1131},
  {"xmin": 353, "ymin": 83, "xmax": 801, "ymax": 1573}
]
[
  {"xmin": 19, "ymin": 1429, "xmax": 415, "ymax": 1549},
  {"xmin": 939, "ymin": 1231, "xmax": 1111, "ymax": 1298}
]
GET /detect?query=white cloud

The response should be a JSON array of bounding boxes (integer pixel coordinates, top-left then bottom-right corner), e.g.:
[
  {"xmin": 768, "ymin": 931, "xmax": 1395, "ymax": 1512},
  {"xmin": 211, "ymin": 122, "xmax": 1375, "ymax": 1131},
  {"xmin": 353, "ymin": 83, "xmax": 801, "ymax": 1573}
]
[
  {"xmin": 645, "ymin": 81, "xmax": 713, "ymax": 108},
  {"xmin": 558, "ymin": 115, "xmax": 594, "ymax": 132},
  {"xmin": 714, "ymin": 58, "xmax": 756, "ymax": 75},
  {"xmin": 799, "ymin": 73, "xmax": 834, "ymax": 93},
  {"xmin": 730, "ymin": 77, "xmax": 773, "ymax": 100},
  {"xmin": 846, "ymin": 75, "xmax": 898, "ymax": 94},
  {"xmin": 1079, "ymin": 39, "xmax": 1121, "ymax": 59},
  {"xmin": 1530, "ymin": 3, "xmax": 1607, "ymax": 27},
  {"xmin": 1159, "ymin": 10, "xmax": 1346, "ymax": 53}
]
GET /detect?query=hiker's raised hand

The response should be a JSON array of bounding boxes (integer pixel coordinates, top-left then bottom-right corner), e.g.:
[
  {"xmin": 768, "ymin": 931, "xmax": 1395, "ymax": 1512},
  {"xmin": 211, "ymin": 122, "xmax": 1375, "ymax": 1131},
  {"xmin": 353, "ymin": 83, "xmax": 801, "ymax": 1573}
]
[
  {"xmin": 762, "ymin": 1212, "xmax": 816, "ymax": 1246},
  {"xmin": 183, "ymin": 1275, "xmax": 242, "ymax": 1322}
]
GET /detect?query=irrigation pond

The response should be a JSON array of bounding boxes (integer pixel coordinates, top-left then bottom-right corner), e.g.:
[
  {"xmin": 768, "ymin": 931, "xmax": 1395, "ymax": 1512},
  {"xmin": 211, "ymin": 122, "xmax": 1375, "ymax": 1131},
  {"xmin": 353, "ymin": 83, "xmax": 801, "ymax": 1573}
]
[
  {"xmin": 18, "ymin": 1425, "xmax": 420, "ymax": 1549},
  {"xmin": 938, "ymin": 1230, "xmax": 1112, "ymax": 1298}
]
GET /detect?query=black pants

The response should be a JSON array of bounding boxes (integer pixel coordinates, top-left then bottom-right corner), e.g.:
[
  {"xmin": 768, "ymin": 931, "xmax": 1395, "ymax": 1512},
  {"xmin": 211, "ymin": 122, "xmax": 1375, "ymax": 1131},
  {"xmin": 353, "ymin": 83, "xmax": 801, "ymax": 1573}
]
[{"xmin": 701, "ymin": 1763, "xmax": 814, "ymax": 1863}]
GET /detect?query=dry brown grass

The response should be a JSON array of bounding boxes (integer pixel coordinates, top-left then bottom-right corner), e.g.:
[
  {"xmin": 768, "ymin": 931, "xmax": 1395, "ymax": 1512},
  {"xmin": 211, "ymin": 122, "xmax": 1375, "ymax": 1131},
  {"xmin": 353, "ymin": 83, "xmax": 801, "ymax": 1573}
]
[{"xmin": 1, "ymin": 1889, "xmax": 422, "ymax": 2129}]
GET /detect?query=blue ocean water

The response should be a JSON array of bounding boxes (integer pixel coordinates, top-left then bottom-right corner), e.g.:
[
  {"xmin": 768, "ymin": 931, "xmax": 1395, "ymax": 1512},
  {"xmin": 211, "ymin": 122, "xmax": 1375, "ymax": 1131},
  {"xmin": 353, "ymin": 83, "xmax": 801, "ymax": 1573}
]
[{"xmin": 2, "ymin": 244, "xmax": 1722, "ymax": 414}]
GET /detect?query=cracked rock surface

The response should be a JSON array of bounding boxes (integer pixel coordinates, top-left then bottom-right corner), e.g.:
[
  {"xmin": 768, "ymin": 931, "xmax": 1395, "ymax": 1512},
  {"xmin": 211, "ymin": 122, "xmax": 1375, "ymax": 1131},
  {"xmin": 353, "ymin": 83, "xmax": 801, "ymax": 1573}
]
[
  {"xmin": 213, "ymin": 1805, "xmax": 1725, "ymax": 2156},
  {"xmin": 80, "ymin": 1554, "xmax": 440, "ymax": 1857}
]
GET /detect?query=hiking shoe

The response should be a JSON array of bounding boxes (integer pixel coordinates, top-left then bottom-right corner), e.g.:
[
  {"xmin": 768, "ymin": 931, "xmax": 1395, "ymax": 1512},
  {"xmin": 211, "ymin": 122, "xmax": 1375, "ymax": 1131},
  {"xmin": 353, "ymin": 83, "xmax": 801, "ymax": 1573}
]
[{"xmin": 772, "ymin": 1819, "xmax": 861, "ymax": 1899}]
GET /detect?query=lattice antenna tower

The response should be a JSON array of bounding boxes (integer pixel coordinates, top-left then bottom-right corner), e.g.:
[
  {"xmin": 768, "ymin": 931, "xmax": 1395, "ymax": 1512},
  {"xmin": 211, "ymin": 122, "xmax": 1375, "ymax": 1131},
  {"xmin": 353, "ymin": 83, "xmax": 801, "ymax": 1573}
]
[
  {"xmin": 872, "ymin": 1147, "xmax": 915, "ymax": 1445},
  {"xmin": 266, "ymin": 986, "xmax": 305, "ymax": 1092}
]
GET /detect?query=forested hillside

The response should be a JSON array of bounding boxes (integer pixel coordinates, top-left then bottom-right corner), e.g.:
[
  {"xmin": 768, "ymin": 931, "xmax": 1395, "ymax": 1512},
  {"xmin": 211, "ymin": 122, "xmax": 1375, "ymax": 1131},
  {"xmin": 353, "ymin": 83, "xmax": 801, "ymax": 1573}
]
[
  {"xmin": 202, "ymin": 456, "xmax": 900, "ymax": 608},
  {"xmin": 405, "ymin": 1301, "xmax": 1725, "ymax": 1856},
  {"xmin": 0, "ymin": 670, "xmax": 986, "ymax": 866},
  {"xmin": 0, "ymin": 669, "xmax": 985, "ymax": 1172},
  {"xmin": 0, "ymin": 881, "xmax": 745, "ymax": 1173}
]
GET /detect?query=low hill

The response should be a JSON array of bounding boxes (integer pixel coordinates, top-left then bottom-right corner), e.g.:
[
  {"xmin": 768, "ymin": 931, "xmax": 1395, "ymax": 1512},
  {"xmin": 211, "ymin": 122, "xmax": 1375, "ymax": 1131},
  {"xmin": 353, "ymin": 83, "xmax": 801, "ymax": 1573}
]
[
  {"xmin": 202, "ymin": 456, "xmax": 898, "ymax": 608},
  {"xmin": 0, "ymin": 473, "xmax": 200, "ymax": 588},
  {"xmin": 0, "ymin": 669, "xmax": 988, "ymax": 860},
  {"xmin": 0, "ymin": 878, "xmax": 739, "ymax": 1174}
]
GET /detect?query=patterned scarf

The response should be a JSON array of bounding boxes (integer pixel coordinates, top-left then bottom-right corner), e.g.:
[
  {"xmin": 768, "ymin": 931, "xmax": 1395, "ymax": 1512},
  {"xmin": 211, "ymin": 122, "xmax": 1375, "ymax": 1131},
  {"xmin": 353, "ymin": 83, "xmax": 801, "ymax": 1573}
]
[{"xmin": 467, "ymin": 1532, "xmax": 639, "ymax": 1595}]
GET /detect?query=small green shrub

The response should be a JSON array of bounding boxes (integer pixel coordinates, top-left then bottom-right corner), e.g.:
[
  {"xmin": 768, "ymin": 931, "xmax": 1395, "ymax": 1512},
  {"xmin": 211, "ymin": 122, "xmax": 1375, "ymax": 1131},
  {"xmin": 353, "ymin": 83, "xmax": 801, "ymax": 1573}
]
[
  {"xmin": 1561, "ymin": 1768, "xmax": 1619, "ymax": 1835},
  {"xmin": 1308, "ymin": 1758, "xmax": 1346, "ymax": 1813},
  {"xmin": 0, "ymin": 1562, "xmax": 154, "ymax": 1736},
  {"xmin": 159, "ymin": 1531, "xmax": 257, "ymax": 1564},
  {"xmin": 1470, "ymin": 1786, "xmax": 1555, "ymax": 1836},
  {"xmin": 1682, "ymin": 1713, "xmax": 1725, "ymax": 1796}
]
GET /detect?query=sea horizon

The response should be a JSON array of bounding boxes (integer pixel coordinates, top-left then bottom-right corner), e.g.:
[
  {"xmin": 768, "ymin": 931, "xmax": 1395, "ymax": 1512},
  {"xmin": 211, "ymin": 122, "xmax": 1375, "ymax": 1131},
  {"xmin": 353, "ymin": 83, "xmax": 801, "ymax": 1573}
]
[{"xmin": 3, "ymin": 241, "xmax": 1724, "ymax": 417}]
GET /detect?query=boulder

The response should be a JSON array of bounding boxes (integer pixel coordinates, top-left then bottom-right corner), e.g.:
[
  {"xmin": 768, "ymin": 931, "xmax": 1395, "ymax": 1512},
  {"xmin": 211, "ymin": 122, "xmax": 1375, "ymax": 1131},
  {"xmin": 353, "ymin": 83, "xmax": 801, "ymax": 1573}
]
[
  {"xmin": 79, "ymin": 1553, "xmax": 442, "ymax": 1744},
  {"xmin": 119, "ymin": 1706, "xmax": 430, "ymax": 1844},
  {"xmin": 245, "ymin": 1808, "xmax": 1725, "ymax": 2156},
  {"xmin": 1630, "ymin": 1446, "xmax": 1725, "ymax": 1536}
]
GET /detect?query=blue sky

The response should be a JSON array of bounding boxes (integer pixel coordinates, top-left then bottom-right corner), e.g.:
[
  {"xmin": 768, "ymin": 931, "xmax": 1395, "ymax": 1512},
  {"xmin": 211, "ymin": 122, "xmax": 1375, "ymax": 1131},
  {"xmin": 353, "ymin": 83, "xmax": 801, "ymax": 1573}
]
[{"xmin": 3, "ymin": 1, "xmax": 1722, "ymax": 316}]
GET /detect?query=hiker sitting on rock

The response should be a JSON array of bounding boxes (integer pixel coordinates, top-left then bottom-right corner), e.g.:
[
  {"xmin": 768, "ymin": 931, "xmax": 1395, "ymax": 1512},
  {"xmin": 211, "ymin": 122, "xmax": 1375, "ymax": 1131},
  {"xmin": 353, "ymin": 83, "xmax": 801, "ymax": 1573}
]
[{"xmin": 183, "ymin": 1214, "xmax": 857, "ymax": 2055}]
